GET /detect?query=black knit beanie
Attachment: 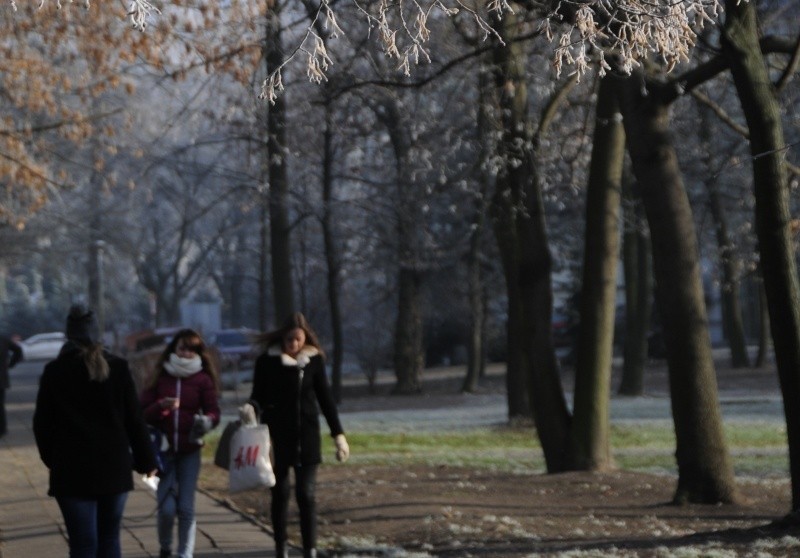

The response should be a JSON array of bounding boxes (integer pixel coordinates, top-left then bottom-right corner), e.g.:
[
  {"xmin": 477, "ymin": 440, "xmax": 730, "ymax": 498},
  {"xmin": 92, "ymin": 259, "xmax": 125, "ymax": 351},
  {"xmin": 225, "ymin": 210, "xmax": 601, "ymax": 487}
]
[{"xmin": 66, "ymin": 304, "xmax": 95, "ymax": 344}]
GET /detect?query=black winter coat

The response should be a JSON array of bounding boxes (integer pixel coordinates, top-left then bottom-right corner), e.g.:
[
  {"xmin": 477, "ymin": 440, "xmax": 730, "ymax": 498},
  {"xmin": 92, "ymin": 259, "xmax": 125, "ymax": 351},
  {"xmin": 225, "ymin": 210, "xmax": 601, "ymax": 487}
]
[
  {"xmin": 33, "ymin": 344, "xmax": 158, "ymax": 497},
  {"xmin": 248, "ymin": 345, "xmax": 344, "ymax": 468},
  {"xmin": 0, "ymin": 336, "xmax": 21, "ymax": 390}
]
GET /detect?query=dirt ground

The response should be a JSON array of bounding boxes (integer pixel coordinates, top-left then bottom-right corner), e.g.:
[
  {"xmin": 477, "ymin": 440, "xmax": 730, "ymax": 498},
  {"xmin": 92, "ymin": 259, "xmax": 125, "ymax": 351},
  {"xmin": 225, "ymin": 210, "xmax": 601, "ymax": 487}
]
[{"xmin": 200, "ymin": 357, "xmax": 800, "ymax": 557}]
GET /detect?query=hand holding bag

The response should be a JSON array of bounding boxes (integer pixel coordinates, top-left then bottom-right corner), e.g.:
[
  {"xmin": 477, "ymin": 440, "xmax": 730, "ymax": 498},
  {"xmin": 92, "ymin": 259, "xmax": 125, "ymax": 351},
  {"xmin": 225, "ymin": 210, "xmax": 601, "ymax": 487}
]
[{"xmin": 228, "ymin": 424, "xmax": 275, "ymax": 493}]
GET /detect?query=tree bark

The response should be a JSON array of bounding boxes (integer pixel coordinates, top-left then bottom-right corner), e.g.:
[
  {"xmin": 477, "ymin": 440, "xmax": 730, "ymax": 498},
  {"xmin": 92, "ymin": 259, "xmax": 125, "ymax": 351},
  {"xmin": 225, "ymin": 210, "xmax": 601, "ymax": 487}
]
[
  {"xmin": 618, "ymin": 173, "xmax": 652, "ymax": 395},
  {"xmin": 264, "ymin": 3, "xmax": 294, "ymax": 324},
  {"xmin": 463, "ymin": 64, "xmax": 492, "ymax": 394},
  {"xmin": 722, "ymin": 0, "xmax": 800, "ymax": 513},
  {"xmin": 371, "ymin": 96, "xmax": 426, "ymax": 395},
  {"xmin": 490, "ymin": 11, "xmax": 571, "ymax": 466},
  {"xmin": 393, "ymin": 267, "xmax": 424, "ymax": 394},
  {"xmin": 615, "ymin": 73, "xmax": 738, "ymax": 504},
  {"xmin": 698, "ymin": 105, "xmax": 749, "ymax": 367},
  {"xmin": 321, "ymin": 97, "xmax": 344, "ymax": 402},
  {"xmin": 755, "ymin": 280, "xmax": 770, "ymax": 368},
  {"xmin": 569, "ymin": 75, "xmax": 625, "ymax": 470}
]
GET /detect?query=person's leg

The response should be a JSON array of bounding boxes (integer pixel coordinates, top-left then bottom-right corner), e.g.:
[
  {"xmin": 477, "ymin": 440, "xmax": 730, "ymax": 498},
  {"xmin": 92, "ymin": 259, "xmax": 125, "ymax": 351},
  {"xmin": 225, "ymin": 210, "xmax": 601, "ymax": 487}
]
[
  {"xmin": 0, "ymin": 387, "xmax": 6, "ymax": 436},
  {"xmin": 157, "ymin": 453, "xmax": 178, "ymax": 555},
  {"xmin": 271, "ymin": 462, "xmax": 292, "ymax": 558},
  {"xmin": 95, "ymin": 492, "xmax": 128, "ymax": 558},
  {"xmin": 174, "ymin": 450, "xmax": 201, "ymax": 558},
  {"xmin": 56, "ymin": 496, "xmax": 98, "ymax": 558},
  {"xmin": 295, "ymin": 464, "xmax": 318, "ymax": 558}
]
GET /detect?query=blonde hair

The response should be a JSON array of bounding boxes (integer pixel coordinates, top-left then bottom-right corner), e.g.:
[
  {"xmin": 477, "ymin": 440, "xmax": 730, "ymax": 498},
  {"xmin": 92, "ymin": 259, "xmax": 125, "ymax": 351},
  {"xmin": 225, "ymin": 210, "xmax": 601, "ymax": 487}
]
[{"xmin": 82, "ymin": 343, "xmax": 109, "ymax": 382}]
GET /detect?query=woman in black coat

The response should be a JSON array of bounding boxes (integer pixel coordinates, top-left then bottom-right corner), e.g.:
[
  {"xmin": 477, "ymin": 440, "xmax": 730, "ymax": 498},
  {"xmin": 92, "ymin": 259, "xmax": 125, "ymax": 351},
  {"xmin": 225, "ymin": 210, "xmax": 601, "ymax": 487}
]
[
  {"xmin": 33, "ymin": 305, "xmax": 158, "ymax": 558},
  {"xmin": 244, "ymin": 313, "xmax": 349, "ymax": 558}
]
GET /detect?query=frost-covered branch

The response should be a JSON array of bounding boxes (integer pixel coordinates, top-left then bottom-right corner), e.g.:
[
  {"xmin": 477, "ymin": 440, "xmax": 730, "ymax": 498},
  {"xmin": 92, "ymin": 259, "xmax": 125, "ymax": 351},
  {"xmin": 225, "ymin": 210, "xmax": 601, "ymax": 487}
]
[
  {"xmin": 546, "ymin": 0, "xmax": 724, "ymax": 78},
  {"xmin": 29, "ymin": 0, "xmax": 741, "ymax": 99}
]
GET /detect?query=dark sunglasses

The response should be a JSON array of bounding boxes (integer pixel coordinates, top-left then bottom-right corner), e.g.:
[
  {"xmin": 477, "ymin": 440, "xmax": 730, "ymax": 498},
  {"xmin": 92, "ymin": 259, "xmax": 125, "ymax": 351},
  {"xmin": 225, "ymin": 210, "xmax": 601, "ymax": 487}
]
[{"xmin": 177, "ymin": 343, "xmax": 203, "ymax": 353}]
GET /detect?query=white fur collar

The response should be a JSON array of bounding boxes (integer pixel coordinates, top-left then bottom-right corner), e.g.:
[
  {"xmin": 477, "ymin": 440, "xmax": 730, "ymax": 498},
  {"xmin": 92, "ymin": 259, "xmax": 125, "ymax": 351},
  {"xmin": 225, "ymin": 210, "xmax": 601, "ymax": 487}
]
[{"xmin": 268, "ymin": 344, "xmax": 319, "ymax": 367}]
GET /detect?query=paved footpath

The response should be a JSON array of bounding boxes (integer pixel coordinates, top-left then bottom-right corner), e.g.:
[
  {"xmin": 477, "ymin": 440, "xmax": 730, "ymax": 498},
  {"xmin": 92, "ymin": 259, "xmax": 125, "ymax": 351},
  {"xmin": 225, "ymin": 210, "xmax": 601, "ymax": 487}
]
[{"xmin": 0, "ymin": 361, "xmax": 275, "ymax": 558}]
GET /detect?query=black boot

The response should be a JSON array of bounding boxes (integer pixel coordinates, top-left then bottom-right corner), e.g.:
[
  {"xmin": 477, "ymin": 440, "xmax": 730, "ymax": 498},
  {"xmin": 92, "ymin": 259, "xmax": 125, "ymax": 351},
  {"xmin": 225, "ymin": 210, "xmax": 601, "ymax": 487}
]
[
  {"xmin": 159, "ymin": 550, "xmax": 171, "ymax": 558},
  {"xmin": 275, "ymin": 540, "xmax": 289, "ymax": 558},
  {"xmin": 303, "ymin": 549, "xmax": 317, "ymax": 558}
]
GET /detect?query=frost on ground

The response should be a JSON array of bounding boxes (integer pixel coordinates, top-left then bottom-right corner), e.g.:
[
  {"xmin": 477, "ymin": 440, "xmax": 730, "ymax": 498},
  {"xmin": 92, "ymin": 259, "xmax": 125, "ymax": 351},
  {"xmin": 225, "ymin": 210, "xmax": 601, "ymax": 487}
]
[{"xmin": 204, "ymin": 361, "xmax": 798, "ymax": 557}]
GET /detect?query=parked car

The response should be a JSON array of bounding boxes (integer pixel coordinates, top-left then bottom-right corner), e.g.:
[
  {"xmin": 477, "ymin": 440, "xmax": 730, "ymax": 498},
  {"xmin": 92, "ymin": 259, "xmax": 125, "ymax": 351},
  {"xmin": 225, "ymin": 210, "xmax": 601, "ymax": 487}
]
[
  {"xmin": 208, "ymin": 328, "xmax": 259, "ymax": 372},
  {"xmin": 19, "ymin": 332, "xmax": 66, "ymax": 361}
]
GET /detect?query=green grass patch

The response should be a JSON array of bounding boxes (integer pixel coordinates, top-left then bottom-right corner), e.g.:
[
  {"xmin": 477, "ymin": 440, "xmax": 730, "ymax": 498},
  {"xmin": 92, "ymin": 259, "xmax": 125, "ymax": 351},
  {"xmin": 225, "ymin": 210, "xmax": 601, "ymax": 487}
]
[
  {"xmin": 316, "ymin": 422, "xmax": 789, "ymax": 477},
  {"xmin": 203, "ymin": 421, "xmax": 789, "ymax": 478}
]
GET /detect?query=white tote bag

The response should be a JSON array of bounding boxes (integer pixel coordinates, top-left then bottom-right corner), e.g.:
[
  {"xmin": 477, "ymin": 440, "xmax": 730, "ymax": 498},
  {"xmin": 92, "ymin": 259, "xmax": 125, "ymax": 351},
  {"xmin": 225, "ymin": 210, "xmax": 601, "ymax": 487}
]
[{"xmin": 228, "ymin": 424, "xmax": 276, "ymax": 493}]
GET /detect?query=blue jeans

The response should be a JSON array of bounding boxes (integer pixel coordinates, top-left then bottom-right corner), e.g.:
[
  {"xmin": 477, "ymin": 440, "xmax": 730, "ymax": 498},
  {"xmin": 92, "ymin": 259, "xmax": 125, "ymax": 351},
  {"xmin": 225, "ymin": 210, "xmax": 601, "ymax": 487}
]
[
  {"xmin": 157, "ymin": 450, "xmax": 201, "ymax": 558},
  {"xmin": 56, "ymin": 492, "xmax": 128, "ymax": 558}
]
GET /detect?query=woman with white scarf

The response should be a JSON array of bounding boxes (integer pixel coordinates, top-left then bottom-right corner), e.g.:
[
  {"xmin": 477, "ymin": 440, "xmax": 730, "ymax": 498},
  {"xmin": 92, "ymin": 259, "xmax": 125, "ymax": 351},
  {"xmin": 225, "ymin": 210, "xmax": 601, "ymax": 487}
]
[
  {"xmin": 243, "ymin": 312, "xmax": 349, "ymax": 558},
  {"xmin": 141, "ymin": 329, "xmax": 220, "ymax": 558}
]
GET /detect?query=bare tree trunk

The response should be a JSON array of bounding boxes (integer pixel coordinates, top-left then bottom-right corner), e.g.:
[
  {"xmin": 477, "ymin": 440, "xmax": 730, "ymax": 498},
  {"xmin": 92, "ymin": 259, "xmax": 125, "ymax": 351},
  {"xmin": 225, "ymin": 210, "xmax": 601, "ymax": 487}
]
[
  {"xmin": 321, "ymin": 98, "xmax": 344, "ymax": 402},
  {"xmin": 490, "ymin": 11, "xmax": 571, "ymax": 467},
  {"xmin": 462, "ymin": 202, "xmax": 487, "ymax": 393},
  {"xmin": 393, "ymin": 267, "xmax": 424, "ymax": 394},
  {"xmin": 616, "ymin": 73, "xmax": 738, "ymax": 504},
  {"xmin": 88, "ymin": 170, "xmax": 105, "ymax": 340},
  {"xmin": 723, "ymin": 0, "xmax": 800, "ymax": 513},
  {"xmin": 618, "ymin": 173, "xmax": 652, "ymax": 395},
  {"xmin": 569, "ymin": 75, "xmax": 624, "ymax": 470},
  {"xmin": 755, "ymin": 279, "xmax": 770, "ymax": 368},
  {"xmin": 258, "ymin": 193, "xmax": 269, "ymax": 331},
  {"xmin": 264, "ymin": 3, "xmax": 294, "ymax": 323},
  {"xmin": 463, "ymin": 64, "xmax": 492, "ymax": 394},
  {"xmin": 370, "ymin": 96, "xmax": 426, "ymax": 395},
  {"xmin": 228, "ymin": 227, "xmax": 248, "ymax": 327},
  {"xmin": 699, "ymin": 106, "xmax": 749, "ymax": 367}
]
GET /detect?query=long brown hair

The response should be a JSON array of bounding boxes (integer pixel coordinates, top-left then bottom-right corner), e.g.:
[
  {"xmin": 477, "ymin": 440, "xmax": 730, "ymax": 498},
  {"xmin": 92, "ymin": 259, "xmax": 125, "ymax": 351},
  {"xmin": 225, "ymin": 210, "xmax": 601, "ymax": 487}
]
[
  {"xmin": 257, "ymin": 312, "xmax": 325, "ymax": 359},
  {"xmin": 147, "ymin": 328, "xmax": 220, "ymax": 392}
]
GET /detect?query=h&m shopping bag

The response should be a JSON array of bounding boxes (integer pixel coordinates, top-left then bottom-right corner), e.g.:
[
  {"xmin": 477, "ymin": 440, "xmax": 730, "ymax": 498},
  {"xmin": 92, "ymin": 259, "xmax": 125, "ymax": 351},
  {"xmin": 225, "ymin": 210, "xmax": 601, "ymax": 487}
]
[{"xmin": 229, "ymin": 424, "xmax": 275, "ymax": 493}]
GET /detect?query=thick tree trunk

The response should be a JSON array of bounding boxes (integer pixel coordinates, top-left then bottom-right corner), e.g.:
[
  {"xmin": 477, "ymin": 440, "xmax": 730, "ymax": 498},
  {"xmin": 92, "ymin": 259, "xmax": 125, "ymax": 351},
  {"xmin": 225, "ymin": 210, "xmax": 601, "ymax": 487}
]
[
  {"xmin": 618, "ymin": 174, "xmax": 652, "ymax": 396},
  {"xmin": 723, "ymin": 0, "xmax": 800, "ymax": 513},
  {"xmin": 616, "ymin": 73, "xmax": 738, "ymax": 504},
  {"xmin": 265, "ymin": 5, "xmax": 294, "ymax": 324},
  {"xmin": 490, "ymin": 11, "xmax": 571, "ymax": 467},
  {"xmin": 393, "ymin": 267, "xmax": 424, "ymax": 393},
  {"xmin": 372, "ymin": 97, "xmax": 426, "ymax": 395},
  {"xmin": 569, "ymin": 76, "xmax": 624, "ymax": 471}
]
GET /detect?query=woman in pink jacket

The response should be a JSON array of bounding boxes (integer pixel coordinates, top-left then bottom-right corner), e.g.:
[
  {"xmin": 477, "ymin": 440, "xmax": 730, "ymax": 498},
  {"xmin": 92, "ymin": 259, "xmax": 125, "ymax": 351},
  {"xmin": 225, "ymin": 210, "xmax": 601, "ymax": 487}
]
[{"xmin": 141, "ymin": 329, "xmax": 220, "ymax": 558}]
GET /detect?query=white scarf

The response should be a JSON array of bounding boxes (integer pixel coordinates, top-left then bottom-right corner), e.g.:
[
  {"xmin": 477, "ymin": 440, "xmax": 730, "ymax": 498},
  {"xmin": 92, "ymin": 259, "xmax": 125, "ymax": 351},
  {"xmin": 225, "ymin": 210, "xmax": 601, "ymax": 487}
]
[
  {"xmin": 268, "ymin": 344, "xmax": 319, "ymax": 368},
  {"xmin": 164, "ymin": 353, "xmax": 202, "ymax": 378}
]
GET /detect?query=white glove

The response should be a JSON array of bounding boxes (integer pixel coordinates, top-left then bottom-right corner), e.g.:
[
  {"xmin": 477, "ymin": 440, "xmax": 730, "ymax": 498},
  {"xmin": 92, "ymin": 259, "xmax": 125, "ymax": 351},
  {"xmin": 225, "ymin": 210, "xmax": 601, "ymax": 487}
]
[
  {"xmin": 334, "ymin": 434, "xmax": 350, "ymax": 462},
  {"xmin": 239, "ymin": 403, "xmax": 258, "ymax": 426}
]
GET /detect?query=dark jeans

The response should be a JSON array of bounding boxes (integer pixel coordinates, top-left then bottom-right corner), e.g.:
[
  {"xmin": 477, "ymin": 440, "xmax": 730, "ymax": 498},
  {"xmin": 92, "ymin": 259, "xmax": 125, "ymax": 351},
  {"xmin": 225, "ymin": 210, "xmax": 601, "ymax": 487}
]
[
  {"xmin": 271, "ymin": 463, "xmax": 317, "ymax": 551},
  {"xmin": 56, "ymin": 492, "xmax": 128, "ymax": 558}
]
